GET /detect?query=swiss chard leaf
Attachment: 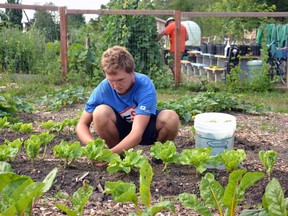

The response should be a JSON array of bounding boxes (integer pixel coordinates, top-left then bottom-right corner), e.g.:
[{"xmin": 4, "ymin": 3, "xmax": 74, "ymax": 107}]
[
  {"xmin": 178, "ymin": 193, "xmax": 212, "ymax": 216},
  {"xmin": 262, "ymin": 178, "xmax": 287, "ymax": 216}
]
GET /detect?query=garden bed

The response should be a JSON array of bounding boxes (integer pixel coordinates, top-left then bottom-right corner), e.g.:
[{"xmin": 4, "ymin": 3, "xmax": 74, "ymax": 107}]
[{"xmin": 1, "ymin": 103, "xmax": 288, "ymax": 215}]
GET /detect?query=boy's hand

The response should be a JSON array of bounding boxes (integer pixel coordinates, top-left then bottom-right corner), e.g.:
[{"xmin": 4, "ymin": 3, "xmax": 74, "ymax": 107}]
[{"xmin": 94, "ymin": 161, "xmax": 108, "ymax": 169}]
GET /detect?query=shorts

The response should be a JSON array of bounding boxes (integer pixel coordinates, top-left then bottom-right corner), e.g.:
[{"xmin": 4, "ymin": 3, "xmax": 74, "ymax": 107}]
[
  {"xmin": 114, "ymin": 109, "xmax": 161, "ymax": 145},
  {"xmin": 168, "ymin": 52, "xmax": 184, "ymax": 69}
]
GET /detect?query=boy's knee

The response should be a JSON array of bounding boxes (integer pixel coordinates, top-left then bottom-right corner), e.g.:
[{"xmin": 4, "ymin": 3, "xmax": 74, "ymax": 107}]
[{"xmin": 93, "ymin": 105, "xmax": 116, "ymax": 125}]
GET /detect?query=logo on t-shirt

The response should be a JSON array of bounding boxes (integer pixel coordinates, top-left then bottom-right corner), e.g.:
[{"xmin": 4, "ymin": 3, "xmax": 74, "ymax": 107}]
[{"xmin": 120, "ymin": 106, "xmax": 137, "ymax": 123}]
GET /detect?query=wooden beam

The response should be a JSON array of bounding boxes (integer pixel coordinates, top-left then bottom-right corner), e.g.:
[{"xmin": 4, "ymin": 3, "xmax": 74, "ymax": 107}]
[{"xmin": 59, "ymin": 6, "xmax": 68, "ymax": 82}]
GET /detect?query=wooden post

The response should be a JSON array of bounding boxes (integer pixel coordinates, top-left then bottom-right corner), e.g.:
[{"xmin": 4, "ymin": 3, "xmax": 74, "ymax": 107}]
[
  {"xmin": 286, "ymin": 57, "xmax": 288, "ymax": 89},
  {"xmin": 59, "ymin": 6, "xmax": 68, "ymax": 82},
  {"xmin": 174, "ymin": 10, "xmax": 181, "ymax": 87}
]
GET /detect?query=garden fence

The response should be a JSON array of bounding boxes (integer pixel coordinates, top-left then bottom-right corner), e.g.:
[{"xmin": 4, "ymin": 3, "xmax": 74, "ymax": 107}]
[{"xmin": 0, "ymin": 3, "xmax": 288, "ymax": 88}]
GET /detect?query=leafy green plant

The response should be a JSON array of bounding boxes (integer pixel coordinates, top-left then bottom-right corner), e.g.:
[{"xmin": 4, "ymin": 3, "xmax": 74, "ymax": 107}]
[
  {"xmin": 177, "ymin": 147, "xmax": 213, "ymax": 174},
  {"xmin": 218, "ymin": 149, "xmax": 246, "ymax": 172},
  {"xmin": 24, "ymin": 136, "xmax": 42, "ymax": 166},
  {"xmin": 30, "ymin": 132, "xmax": 55, "ymax": 159},
  {"xmin": 38, "ymin": 86, "xmax": 87, "ymax": 111},
  {"xmin": 104, "ymin": 160, "xmax": 175, "ymax": 216},
  {"xmin": 0, "ymin": 116, "xmax": 10, "ymax": 129},
  {"xmin": 40, "ymin": 118, "xmax": 79, "ymax": 134},
  {"xmin": 40, "ymin": 120, "xmax": 57, "ymax": 131},
  {"xmin": 107, "ymin": 148, "xmax": 148, "ymax": 174},
  {"xmin": 178, "ymin": 169, "xmax": 264, "ymax": 216},
  {"xmin": 150, "ymin": 141, "xmax": 179, "ymax": 172},
  {"xmin": 55, "ymin": 181, "xmax": 93, "ymax": 216},
  {"xmin": 53, "ymin": 140, "xmax": 82, "ymax": 168},
  {"xmin": 240, "ymin": 178, "xmax": 288, "ymax": 216},
  {"xmin": 81, "ymin": 139, "xmax": 113, "ymax": 168},
  {"xmin": 157, "ymin": 92, "xmax": 266, "ymax": 122},
  {"xmin": 258, "ymin": 150, "xmax": 278, "ymax": 181},
  {"xmin": 9, "ymin": 122, "xmax": 34, "ymax": 133},
  {"xmin": 0, "ymin": 139, "xmax": 22, "ymax": 162},
  {"xmin": 61, "ymin": 118, "xmax": 79, "ymax": 134},
  {"xmin": 0, "ymin": 94, "xmax": 33, "ymax": 117},
  {"xmin": 0, "ymin": 162, "xmax": 57, "ymax": 216}
]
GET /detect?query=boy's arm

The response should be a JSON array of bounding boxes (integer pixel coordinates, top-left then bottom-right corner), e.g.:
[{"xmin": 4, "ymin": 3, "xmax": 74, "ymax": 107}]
[
  {"xmin": 76, "ymin": 110, "xmax": 94, "ymax": 145},
  {"xmin": 111, "ymin": 114, "xmax": 150, "ymax": 155}
]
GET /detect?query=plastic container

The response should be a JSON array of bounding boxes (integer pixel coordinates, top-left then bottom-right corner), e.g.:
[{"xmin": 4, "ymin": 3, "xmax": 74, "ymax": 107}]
[
  {"xmin": 246, "ymin": 60, "xmax": 262, "ymax": 80},
  {"xmin": 194, "ymin": 112, "xmax": 237, "ymax": 169},
  {"xmin": 181, "ymin": 20, "xmax": 201, "ymax": 47}
]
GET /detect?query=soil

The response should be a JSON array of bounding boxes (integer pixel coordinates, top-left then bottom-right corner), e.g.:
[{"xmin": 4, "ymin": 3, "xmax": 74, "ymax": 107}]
[{"xmin": 1, "ymin": 103, "xmax": 288, "ymax": 216}]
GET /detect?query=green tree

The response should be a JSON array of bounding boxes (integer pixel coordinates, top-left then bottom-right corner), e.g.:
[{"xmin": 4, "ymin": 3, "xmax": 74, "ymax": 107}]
[
  {"xmin": 210, "ymin": 0, "xmax": 276, "ymax": 41},
  {"xmin": 67, "ymin": 14, "xmax": 86, "ymax": 30},
  {"xmin": 33, "ymin": 3, "xmax": 59, "ymax": 42},
  {"xmin": 5, "ymin": 0, "xmax": 23, "ymax": 29}
]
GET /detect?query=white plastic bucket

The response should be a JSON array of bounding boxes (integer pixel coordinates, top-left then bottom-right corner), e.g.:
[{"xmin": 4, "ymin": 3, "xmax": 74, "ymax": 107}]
[{"xmin": 194, "ymin": 112, "xmax": 236, "ymax": 169}]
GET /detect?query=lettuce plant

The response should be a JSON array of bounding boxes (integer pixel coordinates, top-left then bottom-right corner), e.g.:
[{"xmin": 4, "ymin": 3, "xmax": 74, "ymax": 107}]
[
  {"xmin": 24, "ymin": 136, "xmax": 43, "ymax": 166},
  {"xmin": 178, "ymin": 147, "xmax": 213, "ymax": 174},
  {"xmin": 9, "ymin": 122, "xmax": 34, "ymax": 133},
  {"xmin": 81, "ymin": 139, "xmax": 113, "ymax": 168},
  {"xmin": 107, "ymin": 148, "xmax": 148, "ymax": 174},
  {"xmin": 40, "ymin": 120, "xmax": 56, "ymax": 131},
  {"xmin": 0, "ymin": 139, "xmax": 22, "ymax": 162},
  {"xmin": 218, "ymin": 149, "xmax": 246, "ymax": 172},
  {"xmin": 150, "ymin": 141, "xmax": 179, "ymax": 171},
  {"xmin": 258, "ymin": 150, "xmax": 278, "ymax": 181},
  {"xmin": 30, "ymin": 132, "xmax": 55, "ymax": 159},
  {"xmin": 53, "ymin": 140, "xmax": 82, "ymax": 168},
  {"xmin": 0, "ymin": 116, "xmax": 10, "ymax": 129}
]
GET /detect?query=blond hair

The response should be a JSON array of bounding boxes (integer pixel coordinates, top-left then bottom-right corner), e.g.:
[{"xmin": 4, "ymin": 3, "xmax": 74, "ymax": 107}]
[{"xmin": 101, "ymin": 46, "xmax": 135, "ymax": 74}]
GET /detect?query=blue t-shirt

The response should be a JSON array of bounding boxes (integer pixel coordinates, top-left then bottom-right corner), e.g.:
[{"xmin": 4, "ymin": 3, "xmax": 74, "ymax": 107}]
[{"xmin": 85, "ymin": 72, "xmax": 157, "ymax": 123}]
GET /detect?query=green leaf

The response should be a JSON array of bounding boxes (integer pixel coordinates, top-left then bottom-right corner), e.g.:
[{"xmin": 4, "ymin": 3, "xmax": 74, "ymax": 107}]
[
  {"xmin": 222, "ymin": 170, "xmax": 247, "ymax": 214},
  {"xmin": 139, "ymin": 160, "xmax": 153, "ymax": 207},
  {"xmin": 220, "ymin": 149, "xmax": 246, "ymax": 172},
  {"xmin": 142, "ymin": 201, "xmax": 175, "ymax": 215},
  {"xmin": 200, "ymin": 173, "xmax": 224, "ymax": 212},
  {"xmin": 178, "ymin": 193, "xmax": 212, "ymax": 216},
  {"xmin": 42, "ymin": 167, "xmax": 58, "ymax": 193},
  {"xmin": 104, "ymin": 180, "xmax": 138, "ymax": 205},
  {"xmin": 262, "ymin": 178, "xmax": 287, "ymax": 216},
  {"xmin": 258, "ymin": 150, "xmax": 277, "ymax": 180},
  {"xmin": 222, "ymin": 170, "xmax": 264, "ymax": 215},
  {"xmin": 178, "ymin": 148, "xmax": 212, "ymax": 174},
  {"xmin": 150, "ymin": 141, "xmax": 178, "ymax": 171},
  {"xmin": 0, "ymin": 161, "xmax": 14, "ymax": 173},
  {"xmin": 71, "ymin": 184, "xmax": 93, "ymax": 213},
  {"xmin": 55, "ymin": 204, "xmax": 77, "ymax": 216}
]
